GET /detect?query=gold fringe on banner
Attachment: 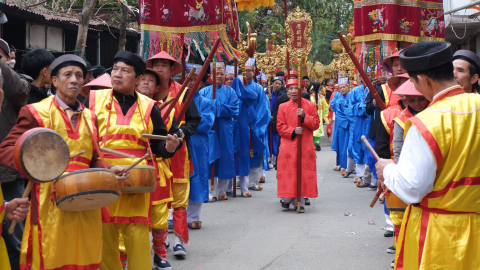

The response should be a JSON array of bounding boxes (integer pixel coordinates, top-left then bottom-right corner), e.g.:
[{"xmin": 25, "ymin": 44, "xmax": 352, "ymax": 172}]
[
  {"xmin": 354, "ymin": 33, "xmax": 445, "ymax": 43},
  {"xmin": 141, "ymin": 24, "xmax": 226, "ymax": 34}
]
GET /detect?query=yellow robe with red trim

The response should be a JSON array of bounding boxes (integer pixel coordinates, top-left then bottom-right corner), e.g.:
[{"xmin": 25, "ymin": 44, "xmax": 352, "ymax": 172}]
[
  {"xmin": 89, "ymin": 89, "xmax": 155, "ymax": 224},
  {"xmin": 150, "ymin": 103, "xmax": 175, "ymax": 206},
  {"xmin": 395, "ymin": 87, "xmax": 480, "ymax": 270},
  {"xmin": 166, "ymin": 80, "xmax": 191, "ymax": 184},
  {"xmin": 20, "ymin": 96, "xmax": 103, "ymax": 270},
  {"xmin": 0, "ymin": 187, "xmax": 10, "ymax": 270}
]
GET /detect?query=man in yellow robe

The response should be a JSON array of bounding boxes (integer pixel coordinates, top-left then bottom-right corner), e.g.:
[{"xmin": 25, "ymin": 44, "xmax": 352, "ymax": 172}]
[
  {"xmin": 377, "ymin": 41, "xmax": 480, "ymax": 269},
  {"xmin": 0, "ymin": 55, "xmax": 126, "ymax": 270}
]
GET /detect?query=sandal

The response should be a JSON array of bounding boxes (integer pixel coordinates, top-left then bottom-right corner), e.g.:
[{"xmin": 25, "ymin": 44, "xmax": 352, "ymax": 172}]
[
  {"xmin": 333, "ymin": 165, "xmax": 341, "ymax": 171},
  {"xmin": 188, "ymin": 221, "xmax": 202, "ymax": 229},
  {"xmin": 208, "ymin": 196, "xmax": 218, "ymax": 203},
  {"xmin": 219, "ymin": 194, "xmax": 228, "ymax": 200},
  {"xmin": 241, "ymin": 191, "xmax": 252, "ymax": 197},
  {"xmin": 341, "ymin": 170, "xmax": 354, "ymax": 178}
]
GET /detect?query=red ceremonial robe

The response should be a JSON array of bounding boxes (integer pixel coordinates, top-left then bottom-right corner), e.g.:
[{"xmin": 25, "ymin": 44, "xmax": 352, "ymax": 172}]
[{"xmin": 276, "ymin": 98, "xmax": 320, "ymax": 198}]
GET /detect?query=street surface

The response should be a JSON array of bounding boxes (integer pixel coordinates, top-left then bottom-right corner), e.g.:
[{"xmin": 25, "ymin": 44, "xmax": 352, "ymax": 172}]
[{"xmin": 165, "ymin": 137, "xmax": 394, "ymax": 269}]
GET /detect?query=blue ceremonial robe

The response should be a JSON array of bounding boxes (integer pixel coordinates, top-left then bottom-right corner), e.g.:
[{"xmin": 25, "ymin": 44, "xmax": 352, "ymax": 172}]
[
  {"xmin": 189, "ymin": 92, "xmax": 215, "ymax": 203},
  {"xmin": 345, "ymin": 85, "xmax": 371, "ymax": 164},
  {"xmin": 330, "ymin": 93, "xmax": 349, "ymax": 169},
  {"xmin": 199, "ymin": 84, "xmax": 239, "ymax": 179},
  {"xmin": 232, "ymin": 78, "xmax": 269, "ymax": 176}
]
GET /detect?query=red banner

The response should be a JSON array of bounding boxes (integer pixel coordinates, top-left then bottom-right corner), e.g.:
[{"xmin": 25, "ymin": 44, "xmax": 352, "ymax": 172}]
[
  {"xmin": 140, "ymin": 0, "xmax": 226, "ymax": 33},
  {"xmin": 354, "ymin": 0, "xmax": 445, "ymax": 43},
  {"xmin": 289, "ymin": 21, "xmax": 308, "ymax": 49},
  {"xmin": 225, "ymin": 0, "xmax": 240, "ymax": 42}
]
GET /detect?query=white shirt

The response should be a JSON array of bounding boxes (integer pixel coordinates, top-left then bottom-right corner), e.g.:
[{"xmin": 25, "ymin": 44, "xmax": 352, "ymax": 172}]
[
  {"xmin": 384, "ymin": 123, "xmax": 436, "ymax": 204},
  {"xmin": 383, "ymin": 85, "xmax": 461, "ymax": 204}
]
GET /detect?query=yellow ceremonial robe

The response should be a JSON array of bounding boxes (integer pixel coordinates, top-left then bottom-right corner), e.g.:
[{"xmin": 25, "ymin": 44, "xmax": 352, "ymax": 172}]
[
  {"xmin": 396, "ymin": 87, "xmax": 480, "ymax": 270},
  {"xmin": 20, "ymin": 96, "xmax": 102, "ymax": 270}
]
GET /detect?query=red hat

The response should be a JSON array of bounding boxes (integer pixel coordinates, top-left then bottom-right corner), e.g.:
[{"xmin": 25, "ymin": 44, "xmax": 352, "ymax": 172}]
[
  {"xmin": 352, "ymin": 81, "xmax": 358, "ymax": 86},
  {"xmin": 382, "ymin": 49, "xmax": 403, "ymax": 73},
  {"xmin": 286, "ymin": 79, "xmax": 298, "ymax": 87},
  {"xmin": 284, "ymin": 70, "xmax": 298, "ymax": 80},
  {"xmin": 387, "ymin": 73, "xmax": 409, "ymax": 91},
  {"xmin": 393, "ymin": 79, "xmax": 422, "ymax": 96},
  {"xmin": 146, "ymin": 51, "xmax": 182, "ymax": 76},
  {"xmin": 333, "ymin": 84, "xmax": 339, "ymax": 89},
  {"xmin": 82, "ymin": 73, "xmax": 112, "ymax": 89}
]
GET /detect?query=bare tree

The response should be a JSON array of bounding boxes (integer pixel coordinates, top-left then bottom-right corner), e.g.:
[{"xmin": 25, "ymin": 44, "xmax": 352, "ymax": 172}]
[
  {"xmin": 75, "ymin": 0, "xmax": 98, "ymax": 58},
  {"xmin": 118, "ymin": 3, "xmax": 128, "ymax": 51}
]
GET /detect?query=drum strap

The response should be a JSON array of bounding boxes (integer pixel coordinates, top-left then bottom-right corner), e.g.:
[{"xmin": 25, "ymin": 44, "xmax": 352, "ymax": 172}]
[{"xmin": 137, "ymin": 99, "xmax": 162, "ymax": 182}]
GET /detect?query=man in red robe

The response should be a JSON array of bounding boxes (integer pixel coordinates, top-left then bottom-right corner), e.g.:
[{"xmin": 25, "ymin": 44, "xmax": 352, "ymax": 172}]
[{"xmin": 276, "ymin": 79, "xmax": 320, "ymax": 213}]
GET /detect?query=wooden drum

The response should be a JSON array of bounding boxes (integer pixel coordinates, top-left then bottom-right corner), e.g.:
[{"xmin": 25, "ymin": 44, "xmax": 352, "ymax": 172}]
[
  {"xmin": 118, "ymin": 165, "xmax": 156, "ymax": 194},
  {"xmin": 385, "ymin": 191, "xmax": 408, "ymax": 212},
  {"xmin": 55, "ymin": 168, "xmax": 119, "ymax": 212},
  {"xmin": 14, "ymin": 128, "xmax": 70, "ymax": 182}
]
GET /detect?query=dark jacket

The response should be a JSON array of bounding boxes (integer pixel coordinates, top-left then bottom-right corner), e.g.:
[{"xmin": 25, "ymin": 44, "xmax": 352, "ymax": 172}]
[
  {"xmin": 0, "ymin": 61, "xmax": 33, "ymax": 183},
  {"xmin": 27, "ymin": 85, "xmax": 50, "ymax": 104}
]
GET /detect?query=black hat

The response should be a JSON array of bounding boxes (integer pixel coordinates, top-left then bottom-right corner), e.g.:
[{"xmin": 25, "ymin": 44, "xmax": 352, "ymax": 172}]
[
  {"xmin": 452, "ymin": 50, "xmax": 480, "ymax": 76},
  {"xmin": 113, "ymin": 50, "xmax": 146, "ymax": 75},
  {"xmin": 400, "ymin": 42, "xmax": 453, "ymax": 72},
  {"xmin": 86, "ymin": 61, "xmax": 93, "ymax": 71},
  {"xmin": 302, "ymin": 76, "xmax": 309, "ymax": 80},
  {"xmin": 276, "ymin": 71, "xmax": 285, "ymax": 77},
  {"xmin": 91, "ymin": 65, "xmax": 107, "ymax": 78},
  {"xmin": 50, "ymin": 54, "xmax": 87, "ymax": 78}
]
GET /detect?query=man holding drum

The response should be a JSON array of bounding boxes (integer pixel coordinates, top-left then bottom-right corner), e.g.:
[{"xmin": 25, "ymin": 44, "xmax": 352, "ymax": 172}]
[
  {"xmin": 83, "ymin": 51, "xmax": 180, "ymax": 270},
  {"xmin": 0, "ymin": 54, "xmax": 127, "ymax": 270}
]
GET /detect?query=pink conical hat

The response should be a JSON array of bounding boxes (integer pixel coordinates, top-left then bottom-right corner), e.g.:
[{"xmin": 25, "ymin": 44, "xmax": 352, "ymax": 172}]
[
  {"xmin": 83, "ymin": 74, "xmax": 112, "ymax": 89},
  {"xmin": 393, "ymin": 79, "xmax": 422, "ymax": 96}
]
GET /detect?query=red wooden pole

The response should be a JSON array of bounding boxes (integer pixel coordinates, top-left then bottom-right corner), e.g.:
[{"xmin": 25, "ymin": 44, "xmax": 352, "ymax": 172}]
[
  {"xmin": 296, "ymin": 80, "xmax": 302, "ymax": 212},
  {"xmin": 162, "ymin": 68, "xmax": 196, "ymax": 122},
  {"xmin": 211, "ymin": 63, "xmax": 216, "ymax": 192},
  {"xmin": 176, "ymin": 37, "xmax": 222, "ymax": 122},
  {"xmin": 233, "ymin": 52, "xmax": 238, "ymax": 198},
  {"xmin": 336, "ymin": 32, "xmax": 386, "ymax": 110}
]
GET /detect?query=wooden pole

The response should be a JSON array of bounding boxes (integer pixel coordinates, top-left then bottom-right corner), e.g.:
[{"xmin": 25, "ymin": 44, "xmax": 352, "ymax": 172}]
[
  {"xmin": 175, "ymin": 37, "xmax": 222, "ymax": 122},
  {"xmin": 233, "ymin": 47, "xmax": 238, "ymax": 198},
  {"xmin": 361, "ymin": 136, "xmax": 383, "ymax": 207},
  {"xmin": 8, "ymin": 181, "xmax": 33, "ymax": 234},
  {"xmin": 211, "ymin": 62, "xmax": 216, "ymax": 192},
  {"xmin": 162, "ymin": 68, "xmax": 196, "ymax": 122},
  {"xmin": 336, "ymin": 32, "xmax": 386, "ymax": 110},
  {"xmin": 296, "ymin": 64, "xmax": 302, "ymax": 213}
]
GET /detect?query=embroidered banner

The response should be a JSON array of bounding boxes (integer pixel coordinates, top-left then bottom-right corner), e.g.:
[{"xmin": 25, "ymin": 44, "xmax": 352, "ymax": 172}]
[
  {"xmin": 353, "ymin": 0, "xmax": 445, "ymax": 43},
  {"xmin": 139, "ymin": 0, "xmax": 241, "ymax": 61}
]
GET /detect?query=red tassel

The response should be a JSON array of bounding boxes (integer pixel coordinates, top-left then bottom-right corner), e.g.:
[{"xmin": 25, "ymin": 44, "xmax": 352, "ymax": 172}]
[{"xmin": 101, "ymin": 206, "xmax": 111, "ymax": 223}]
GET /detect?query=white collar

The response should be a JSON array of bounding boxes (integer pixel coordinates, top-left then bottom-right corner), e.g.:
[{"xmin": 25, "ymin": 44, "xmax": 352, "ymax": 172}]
[{"xmin": 432, "ymin": 85, "xmax": 461, "ymax": 101}]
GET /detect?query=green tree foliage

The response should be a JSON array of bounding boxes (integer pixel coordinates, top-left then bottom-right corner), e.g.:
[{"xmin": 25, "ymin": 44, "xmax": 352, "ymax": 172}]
[{"xmin": 238, "ymin": 0, "xmax": 353, "ymax": 64}]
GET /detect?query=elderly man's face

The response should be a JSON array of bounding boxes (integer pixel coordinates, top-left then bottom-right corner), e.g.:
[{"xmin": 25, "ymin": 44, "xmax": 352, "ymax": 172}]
[
  {"xmin": 187, "ymin": 74, "xmax": 198, "ymax": 89},
  {"xmin": 138, "ymin": 72, "xmax": 159, "ymax": 97},
  {"xmin": 225, "ymin": 74, "xmax": 235, "ymax": 87},
  {"xmin": 453, "ymin": 59, "xmax": 478, "ymax": 93},
  {"xmin": 288, "ymin": 85, "xmax": 299, "ymax": 101},
  {"xmin": 111, "ymin": 61, "xmax": 141, "ymax": 95},
  {"xmin": 392, "ymin": 57, "xmax": 406, "ymax": 76},
  {"xmin": 52, "ymin": 66, "xmax": 84, "ymax": 104}
]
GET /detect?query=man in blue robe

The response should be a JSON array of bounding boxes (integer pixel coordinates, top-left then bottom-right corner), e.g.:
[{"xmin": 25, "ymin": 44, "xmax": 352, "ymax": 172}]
[
  {"xmin": 186, "ymin": 90, "xmax": 215, "ymax": 228},
  {"xmin": 331, "ymin": 80, "xmax": 351, "ymax": 171},
  {"xmin": 233, "ymin": 58, "xmax": 270, "ymax": 196},
  {"xmin": 345, "ymin": 75, "xmax": 373, "ymax": 185},
  {"xmin": 198, "ymin": 63, "xmax": 239, "ymax": 201}
]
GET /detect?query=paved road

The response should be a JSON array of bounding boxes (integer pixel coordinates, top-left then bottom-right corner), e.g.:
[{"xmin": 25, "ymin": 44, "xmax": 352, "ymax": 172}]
[{"xmin": 165, "ymin": 138, "xmax": 394, "ymax": 269}]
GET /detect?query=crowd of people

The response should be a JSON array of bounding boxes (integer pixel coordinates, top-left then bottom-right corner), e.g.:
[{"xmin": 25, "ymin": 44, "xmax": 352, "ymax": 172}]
[
  {"xmin": 1, "ymin": 36, "xmax": 480, "ymax": 270},
  {"xmin": 0, "ymin": 35, "xmax": 325, "ymax": 270}
]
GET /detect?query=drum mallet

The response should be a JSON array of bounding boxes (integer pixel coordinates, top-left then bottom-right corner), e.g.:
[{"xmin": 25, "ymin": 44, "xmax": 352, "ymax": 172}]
[
  {"xmin": 69, "ymin": 150, "xmax": 85, "ymax": 159},
  {"xmin": 100, "ymin": 147, "xmax": 135, "ymax": 159},
  {"xmin": 141, "ymin": 134, "xmax": 183, "ymax": 142},
  {"xmin": 361, "ymin": 136, "xmax": 383, "ymax": 208},
  {"xmin": 8, "ymin": 181, "xmax": 33, "ymax": 234},
  {"xmin": 116, "ymin": 153, "xmax": 151, "ymax": 176}
]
